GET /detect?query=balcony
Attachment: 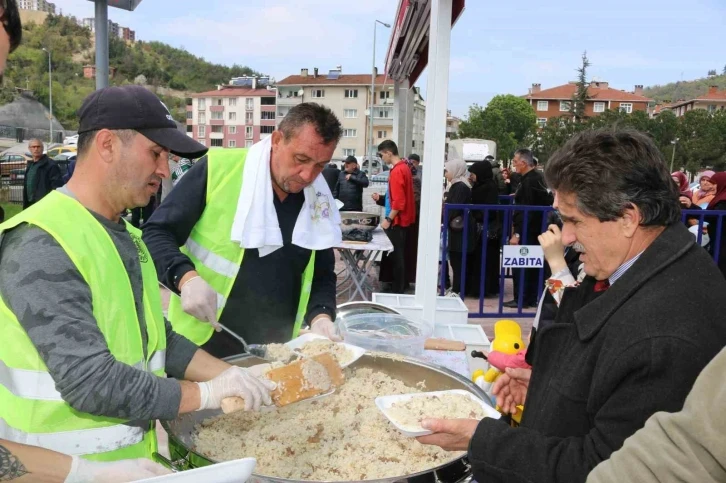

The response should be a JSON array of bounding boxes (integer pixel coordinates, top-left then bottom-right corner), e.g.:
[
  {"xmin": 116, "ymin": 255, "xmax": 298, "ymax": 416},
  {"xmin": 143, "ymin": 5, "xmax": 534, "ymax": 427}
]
[
  {"xmin": 373, "ymin": 117, "xmax": 393, "ymax": 127},
  {"xmin": 210, "ymin": 119, "xmax": 225, "ymax": 126},
  {"xmin": 209, "ymin": 131, "xmax": 224, "ymax": 139},
  {"xmin": 260, "ymin": 119, "xmax": 276, "ymax": 126},
  {"xmin": 277, "ymin": 96, "xmax": 303, "ymax": 106},
  {"xmin": 210, "ymin": 105, "xmax": 225, "ymax": 112}
]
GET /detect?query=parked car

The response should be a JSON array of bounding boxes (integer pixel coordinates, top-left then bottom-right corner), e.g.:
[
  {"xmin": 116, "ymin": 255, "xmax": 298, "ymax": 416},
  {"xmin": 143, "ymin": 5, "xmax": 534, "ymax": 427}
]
[
  {"xmin": 358, "ymin": 156, "xmax": 384, "ymax": 175},
  {"xmin": 0, "ymin": 152, "xmax": 32, "ymax": 178},
  {"xmin": 46, "ymin": 145, "xmax": 77, "ymax": 159},
  {"xmin": 63, "ymin": 134, "xmax": 79, "ymax": 146},
  {"xmin": 9, "ymin": 154, "xmax": 74, "ymax": 186}
]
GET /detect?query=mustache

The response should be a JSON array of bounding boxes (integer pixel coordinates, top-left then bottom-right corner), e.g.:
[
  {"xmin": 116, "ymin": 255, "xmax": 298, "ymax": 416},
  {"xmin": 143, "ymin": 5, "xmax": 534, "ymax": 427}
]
[{"xmin": 572, "ymin": 242, "xmax": 586, "ymax": 253}]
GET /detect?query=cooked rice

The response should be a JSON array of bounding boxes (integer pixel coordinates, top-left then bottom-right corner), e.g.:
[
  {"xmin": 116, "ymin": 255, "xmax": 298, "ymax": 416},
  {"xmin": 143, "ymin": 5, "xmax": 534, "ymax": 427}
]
[
  {"xmin": 194, "ymin": 368, "xmax": 464, "ymax": 481},
  {"xmin": 265, "ymin": 343, "xmax": 298, "ymax": 363},
  {"xmin": 298, "ymin": 339, "xmax": 354, "ymax": 366},
  {"xmin": 300, "ymin": 359, "xmax": 331, "ymax": 392},
  {"xmin": 385, "ymin": 393, "xmax": 486, "ymax": 430}
]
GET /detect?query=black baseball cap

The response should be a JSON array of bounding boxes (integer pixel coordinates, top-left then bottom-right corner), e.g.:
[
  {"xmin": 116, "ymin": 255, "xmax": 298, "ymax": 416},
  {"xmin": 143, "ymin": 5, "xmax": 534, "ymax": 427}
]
[{"xmin": 78, "ymin": 85, "xmax": 208, "ymax": 159}]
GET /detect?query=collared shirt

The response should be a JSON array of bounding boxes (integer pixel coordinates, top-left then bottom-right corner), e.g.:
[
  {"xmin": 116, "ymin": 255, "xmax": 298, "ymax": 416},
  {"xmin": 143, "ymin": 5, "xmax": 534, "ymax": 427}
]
[{"xmin": 609, "ymin": 251, "xmax": 644, "ymax": 286}]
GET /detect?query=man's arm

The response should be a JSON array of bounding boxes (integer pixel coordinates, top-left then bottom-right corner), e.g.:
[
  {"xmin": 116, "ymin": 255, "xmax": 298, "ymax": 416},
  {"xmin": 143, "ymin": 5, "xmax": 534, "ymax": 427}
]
[
  {"xmin": 48, "ymin": 163, "xmax": 63, "ymax": 190},
  {"xmin": 388, "ymin": 168, "xmax": 407, "ymax": 215},
  {"xmin": 163, "ymin": 318, "xmax": 198, "ymax": 379},
  {"xmin": 351, "ymin": 171, "xmax": 369, "ymax": 187},
  {"xmin": 304, "ymin": 248, "xmax": 336, "ymax": 324},
  {"xmin": 142, "ymin": 158, "xmax": 208, "ymax": 293},
  {"xmin": 0, "ymin": 226, "xmax": 182, "ymax": 421},
  {"xmin": 468, "ymin": 338, "xmax": 710, "ymax": 483},
  {"xmin": 0, "ymin": 439, "xmax": 71, "ymax": 483}
]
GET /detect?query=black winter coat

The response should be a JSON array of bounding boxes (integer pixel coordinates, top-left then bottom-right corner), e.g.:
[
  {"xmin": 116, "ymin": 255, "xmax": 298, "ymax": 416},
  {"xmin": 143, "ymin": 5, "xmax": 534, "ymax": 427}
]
[
  {"xmin": 321, "ymin": 165, "xmax": 340, "ymax": 193},
  {"xmin": 706, "ymin": 200, "xmax": 726, "ymax": 277},
  {"xmin": 445, "ymin": 182, "xmax": 476, "ymax": 253},
  {"xmin": 23, "ymin": 155, "xmax": 63, "ymax": 209},
  {"xmin": 332, "ymin": 168, "xmax": 369, "ymax": 212},
  {"xmin": 468, "ymin": 222, "xmax": 726, "ymax": 483}
]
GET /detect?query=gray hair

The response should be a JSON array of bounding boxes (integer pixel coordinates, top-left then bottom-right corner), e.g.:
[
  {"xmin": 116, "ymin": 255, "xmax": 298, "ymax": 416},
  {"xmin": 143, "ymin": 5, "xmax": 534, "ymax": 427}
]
[
  {"xmin": 278, "ymin": 102, "xmax": 342, "ymax": 145},
  {"xmin": 514, "ymin": 148, "xmax": 535, "ymax": 167},
  {"xmin": 28, "ymin": 138, "xmax": 44, "ymax": 147},
  {"xmin": 544, "ymin": 128, "xmax": 680, "ymax": 226}
]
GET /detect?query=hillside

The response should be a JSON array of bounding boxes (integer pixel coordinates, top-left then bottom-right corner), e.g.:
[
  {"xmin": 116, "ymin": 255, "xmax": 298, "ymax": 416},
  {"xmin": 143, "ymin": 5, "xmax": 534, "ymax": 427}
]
[
  {"xmin": 0, "ymin": 14, "xmax": 262, "ymax": 130},
  {"xmin": 645, "ymin": 73, "xmax": 726, "ymax": 103}
]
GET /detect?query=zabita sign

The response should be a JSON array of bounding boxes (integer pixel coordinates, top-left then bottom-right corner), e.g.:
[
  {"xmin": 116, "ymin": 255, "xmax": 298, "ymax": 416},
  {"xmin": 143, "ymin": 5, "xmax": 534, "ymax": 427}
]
[{"xmin": 502, "ymin": 246, "xmax": 545, "ymax": 268}]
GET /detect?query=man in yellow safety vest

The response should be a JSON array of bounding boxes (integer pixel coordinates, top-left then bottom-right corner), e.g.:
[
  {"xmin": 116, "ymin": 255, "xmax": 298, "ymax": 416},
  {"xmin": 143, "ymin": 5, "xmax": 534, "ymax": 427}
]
[{"xmin": 0, "ymin": 85, "xmax": 276, "ymax": 478}]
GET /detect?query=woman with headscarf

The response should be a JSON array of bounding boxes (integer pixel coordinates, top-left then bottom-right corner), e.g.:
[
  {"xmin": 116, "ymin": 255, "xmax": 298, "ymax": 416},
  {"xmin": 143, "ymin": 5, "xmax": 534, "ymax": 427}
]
[
  {"xmin": 444, "ymin": 158, "xmax": 476, "ymax": 296},
  {"xmin": 467, "ymin": 161, "xmax": 501, "ymax": 297},
  {"xmin": 692, "ymin": 170, "xmax": 717, "ymax": 208},
  {"xmin": 671, "ymin": 171, "xmax": 692, "ymax": 198},
  {"xmin": 706, "ymin": 172, "xmax": 726, "ymax": 278}
]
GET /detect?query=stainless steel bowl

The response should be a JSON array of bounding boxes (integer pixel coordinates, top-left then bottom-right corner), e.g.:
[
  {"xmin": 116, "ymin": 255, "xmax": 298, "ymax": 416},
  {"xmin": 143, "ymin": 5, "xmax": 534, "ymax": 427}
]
[
  {"xmin": 340, "ymin": 211, "xmax": 380, "ymax": 235},
  {"xmin": 162, "ymin": 353, "xmax": 486, "ymax": 483}
]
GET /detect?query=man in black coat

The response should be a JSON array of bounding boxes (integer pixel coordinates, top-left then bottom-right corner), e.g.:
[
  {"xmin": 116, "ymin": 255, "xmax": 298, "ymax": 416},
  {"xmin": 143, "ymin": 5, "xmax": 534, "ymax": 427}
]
[
  {"xmin": 416, "ymin": 129, "xmax": 726, "ymax": 483},
  {"xmin": 332, "ymin": 156, "xmax": 369, "ymax": 211},
  {"xmin": 321, "ymin": 162, "xmax": 340, "ymax": 193},
  {"xmin": 23, "ymin": 138, "xmax": 63, "ymax": 208}
]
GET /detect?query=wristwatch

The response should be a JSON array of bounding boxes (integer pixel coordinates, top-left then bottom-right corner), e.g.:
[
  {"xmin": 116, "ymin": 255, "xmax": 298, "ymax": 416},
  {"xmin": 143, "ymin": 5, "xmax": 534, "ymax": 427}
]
[{"xmin": 385, "ymin": 216, "xmax": 393, "ymax": 224}]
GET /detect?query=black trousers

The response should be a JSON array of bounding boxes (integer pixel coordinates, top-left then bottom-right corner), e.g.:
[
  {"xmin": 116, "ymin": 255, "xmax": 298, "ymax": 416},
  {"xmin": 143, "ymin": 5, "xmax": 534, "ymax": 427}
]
[
  {"xmin": 382, "ymin": 225, "xmax": 409, "ymax": 294},
  {"xmin": 449, "ymin": 251, "xmax": 465, "ymax": 294}
]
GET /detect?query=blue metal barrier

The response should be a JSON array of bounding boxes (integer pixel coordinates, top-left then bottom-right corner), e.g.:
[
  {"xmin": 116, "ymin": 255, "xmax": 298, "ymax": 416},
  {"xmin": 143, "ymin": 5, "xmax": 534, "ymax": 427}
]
[{"xmin": 440, "ymin": 204, "xmax": 726, "ymax": 319}]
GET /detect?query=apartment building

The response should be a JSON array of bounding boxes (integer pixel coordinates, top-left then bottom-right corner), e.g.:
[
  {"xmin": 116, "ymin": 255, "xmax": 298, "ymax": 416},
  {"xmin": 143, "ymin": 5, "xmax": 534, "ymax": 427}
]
[
  {"xmin": 18, "ymin": 0, "xmax": 56, "ymax": 13},
  {"xmin": 411, "ymin": 87, "xmax": 426, "ymax": 157},
  {"xmin": 668, "ymin": 86, "xmax": 726, "ymax": 117},
  {"xmin": 523, "ymin": 81, "xmax": 653, "ymax": 128},
  {"xmin": 82, "ymin": 17, "xmax": 136, "ymax": 42},
  {"xmin": 187, "ymin": 85, "xmax": 277, "ymax": 149},
  {"xmin": 276, "ymin": 68, "xmax": 398, "ymax": 159},
  {"xmin": 445, "ymin": 109, "xmax": 461, "ymax": 150}
]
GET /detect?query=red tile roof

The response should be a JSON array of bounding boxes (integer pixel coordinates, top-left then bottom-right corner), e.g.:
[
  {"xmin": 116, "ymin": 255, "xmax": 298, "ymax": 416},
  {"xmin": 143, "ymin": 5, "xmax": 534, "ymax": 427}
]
[
  {"xmin": 523, "ymin": 83, "xmax": 653, "ymax": 102},
  {"xmin": 192, "ymin": 87, "xmax": 275, "ymax": 98},
  {"xmin": 277, "ymin": 74, "xmax": 392, "ymax": 86},
  {"xmin": 669, "ymin": 88, "xmax": 726, "ymax": 108}
]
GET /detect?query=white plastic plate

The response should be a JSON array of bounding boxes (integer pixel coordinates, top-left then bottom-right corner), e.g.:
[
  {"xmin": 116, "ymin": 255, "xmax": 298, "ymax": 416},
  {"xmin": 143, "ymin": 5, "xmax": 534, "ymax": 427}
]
[
  {"xmin": 375, "ymin": 390, "xmax": 501, "ymax": 437},
  {"xmin": 284, "ymin": 333, "xmax": 366, "ymax": 368},
  {"xmin": 138, "ymin": 458, "xmax": 256, "ymax": 482}
]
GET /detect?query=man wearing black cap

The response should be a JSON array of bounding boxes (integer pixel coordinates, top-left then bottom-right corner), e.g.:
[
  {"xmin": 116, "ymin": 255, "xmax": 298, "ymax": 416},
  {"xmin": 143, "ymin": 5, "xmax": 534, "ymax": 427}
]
[
  {"xmin": 0, "ymin": 86, "xmax": 276, "ymax": 470},
  {"xmin": 333, "ymin": 155, "xmax": 369, "ymax": 211}
]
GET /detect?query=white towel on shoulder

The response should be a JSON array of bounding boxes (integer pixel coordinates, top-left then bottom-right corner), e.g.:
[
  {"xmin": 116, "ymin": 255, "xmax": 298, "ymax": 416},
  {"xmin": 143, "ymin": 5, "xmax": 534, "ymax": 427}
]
[{"xmin": 230, "ymin": 136, "xmax": 342, "ymax": 257}]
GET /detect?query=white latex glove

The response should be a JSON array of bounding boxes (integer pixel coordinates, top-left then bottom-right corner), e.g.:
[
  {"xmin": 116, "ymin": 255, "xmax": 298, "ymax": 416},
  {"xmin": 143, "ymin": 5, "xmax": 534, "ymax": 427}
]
[
  {"xmin": 197, "ymin": 366, "xmax": 276, "ymax": 412},
  {"xmin": 180, "ymin": 276, "xmax": 220, "ymax": 331},
  {"xmin": 65, "ymin": 456, "xmax": 171, "ymax": 483},
  {"xmin": 309, "ymin": 316, "xmax": 342, "ymax": 341}
]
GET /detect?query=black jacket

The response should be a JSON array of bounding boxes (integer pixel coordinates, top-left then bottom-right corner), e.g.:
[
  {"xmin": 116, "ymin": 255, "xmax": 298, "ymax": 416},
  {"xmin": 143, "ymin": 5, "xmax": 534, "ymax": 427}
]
[
  {"xmin": 468, "ymin": 223, "xmax": 726, "ymax": 483},
  {"xmin": 321, "ymin": 165, "xmax": 341, "ymax": 193},
  {"xmin": 23, "ymin": 155, "xmax": 63, "ymax": 209},
  {"xmin": 512, "ymin": 169, "xmax": 552, "ymax": 243},
  {"xmin": 332, "ymin": 168, "xmax": 369, "ymax": 212},
  {"xmin": 445, "ymin": 182, "xmax": 476, "ymax": 253}
]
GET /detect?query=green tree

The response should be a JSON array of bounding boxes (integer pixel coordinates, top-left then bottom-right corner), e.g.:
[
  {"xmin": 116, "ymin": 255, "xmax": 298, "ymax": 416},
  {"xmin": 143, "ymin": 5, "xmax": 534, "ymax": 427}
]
[
  {"xmin": 571, "ymin": 52, "xmax": 590, "ymax": 122},
  {"xmin": 457, "ymin": 104, "xmax": 486, "ymax": 139},
  {"xmin": 483, "ymin": 94, "xmax": 537, "ymax": 143}
]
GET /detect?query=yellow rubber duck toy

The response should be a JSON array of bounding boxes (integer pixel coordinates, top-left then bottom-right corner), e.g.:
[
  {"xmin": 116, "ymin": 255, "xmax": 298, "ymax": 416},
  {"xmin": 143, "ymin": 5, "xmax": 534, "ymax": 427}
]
[{"xmin": 472, "ymin": 319, "xmax": 526, "ymax": 424}]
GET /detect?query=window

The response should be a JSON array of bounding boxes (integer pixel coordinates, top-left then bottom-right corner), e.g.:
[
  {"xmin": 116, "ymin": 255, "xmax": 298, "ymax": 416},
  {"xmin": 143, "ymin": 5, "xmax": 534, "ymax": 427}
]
[
  {"xmin": 197, "ymin": 139, "xmax": 206, "ymax": 146},
  {"xmin": 198, "ymin": 112, "xmax": 206, "ymax": 124},
  {"xmin": 377, "ymin": 108, "xmax": 392, "ymax": 118},
  {"xmin": 245, "ymin": 140, "xmax": 253, "ymax": 148},
  {"xmin": 210, "ymin": 139, "xmax": 223, "ymax": 147},
  {"xmin": 412, "ymin": 140, "xmax": 416, "ymax": 148},
  {"xmin": 344, "ymin": 89, "xmax": 358, "ymax": 99},
  {"xmin": 229, "ymin": 112, "xmax": 237, "ymax": 121},
  {"xmin": 197, "ymin": 125, "xmax": 206, "ymax": 137},
  {"xmin": 708, "ymin": 104, "xmax": 717, "ymax": 113},
  {"xmin": 537, "ymin": 118, "xmax": 547, "ymax": 128},
  {"xmin": 228, "ymin": 98, "xmax": 237, "ymax": 107},
  {"xmin": 245, "ymin": 126, "xmax": 253, "ymax": 138},
  {"xmin": 245, "ymin": 111, "xmax": 253, "ymax": 123},
  {"xmin": 377, "ymin": 130, "xmax": 386, "ymax": 139},
  {"xmin": 343, "ymin": 148, "xmax": 356, "ymax": 157},
  {"xmin": 211, "ymin": 111, "xmax": 223, "ymax": 120},
  {"xmin": 215, "ymin": 98, "xmax": 223, "ymax": 106},
  {"xmin": 311, "ymin": 89, "xmax": 325, "ymax": 98},
  {"xmin": 619, "ymin": 103, "xmax": 633, "ymax": 114},
  {"xmin": 593, "ymin": 102, "xmax": 606, "ymax": 113},
  {"xmin": 344, "ymin": 109, "xmax": 358, "ymax": 118},
  {"xmin": 228, "ymin": 126, "xmax": 237, "ymax": 134},
  {"xmin": 186, "ymin": 125, "xmax": 193, "ymax": 133},
  {"xmin": 343, "ymin": 129, "xmax": 357, "ymax": 137},
  {"xmin": 228, "ymin": 140, "xmax": 236, "ymax": 148},
  {"xmin": 198, "ymin": 99, "xmax": 206, "ymax": 109},
  {"xmin": 261, "ymin": 97, "xmax": 275, "ymax": 105},
  {"xmin": 559, "ymin": 101, "xmax": 571, "ymax": 112},
  {"xmin": 245, "ymin": 98, "xmax": 254, "ymax": 110},
  {"xmin": 380, "ymin": 91, "xmax": 390, "ymax": 100},
  {"xmin": 261, "ymin": 111, "xmax": 276, "ymax": 120},
  {"xmin": 211, "ymin": 125, "xmax": 223, "ymax": 133},
  {"xmin": 536, "ymin": 101, "xmax": 549, "ymax": 111},
  {"xmin": 261, "ymin": 126, "xmax": 275, "ymax": 134},
  {"xmin": 186, "ymin": 111, "xmax": 192, "ymax": 120}
]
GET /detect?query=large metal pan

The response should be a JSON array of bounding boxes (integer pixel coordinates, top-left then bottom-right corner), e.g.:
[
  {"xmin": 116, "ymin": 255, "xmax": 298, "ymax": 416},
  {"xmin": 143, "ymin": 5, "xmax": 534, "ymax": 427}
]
[{"xmin": 162, "ymin": 353, "xmax": 490, "ymax": 483}]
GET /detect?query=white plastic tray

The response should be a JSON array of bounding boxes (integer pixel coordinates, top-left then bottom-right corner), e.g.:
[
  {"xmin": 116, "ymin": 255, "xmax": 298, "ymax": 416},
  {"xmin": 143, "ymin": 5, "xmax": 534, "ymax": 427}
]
[
  {"xmin": 375, "ymin": 390, "xmax": 500, "ymax": 437},
  {"xmin": 284, "ymin": 333, "xmax": 366, "ymax": 368},
  {"xmin": 139, "ymin": 458, "xmax": 256, "ymax": 482}
]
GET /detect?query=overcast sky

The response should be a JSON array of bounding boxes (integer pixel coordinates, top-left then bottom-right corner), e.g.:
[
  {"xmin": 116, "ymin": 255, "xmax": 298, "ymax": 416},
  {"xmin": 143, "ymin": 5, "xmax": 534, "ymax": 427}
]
[{"xmin": 51, "ymin": 0, "xmax": 726, "ymax": 117}]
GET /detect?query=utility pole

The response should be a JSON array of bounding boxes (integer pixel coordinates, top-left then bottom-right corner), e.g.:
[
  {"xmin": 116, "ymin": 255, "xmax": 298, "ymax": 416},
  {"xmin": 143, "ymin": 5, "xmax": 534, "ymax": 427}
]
[
  {"xmin": 670, "ymin": 138, "xmax": 679, "ymax": 172},
  {"xmin": 42, "ymin": 48, "xmax": 53, "ymax": 142},
  {"xmin": 369, "ymin": 20, "xmax": 390, "ymax": 159}
]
